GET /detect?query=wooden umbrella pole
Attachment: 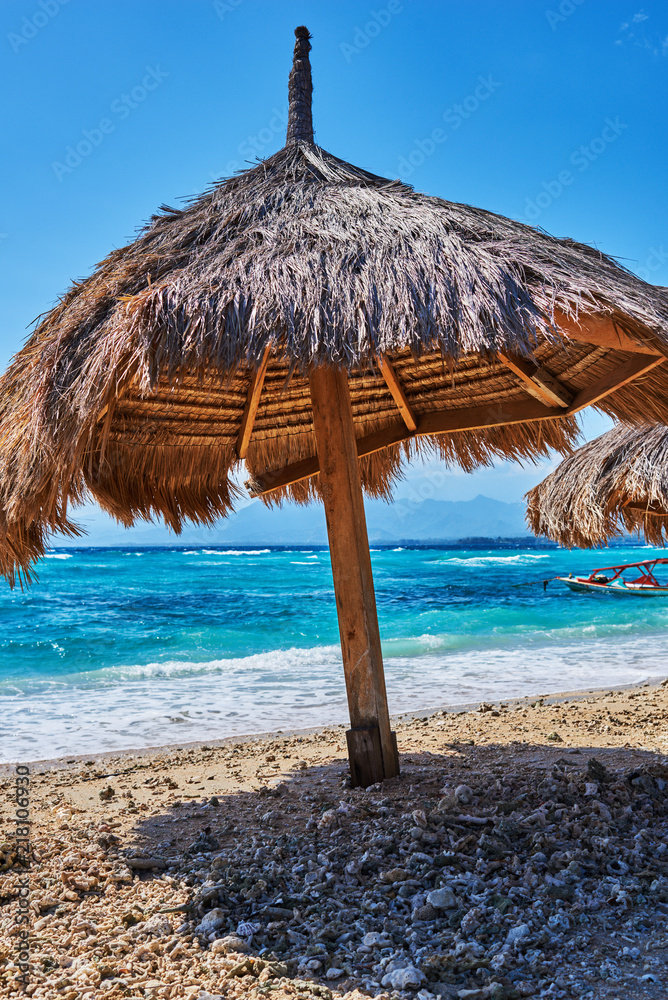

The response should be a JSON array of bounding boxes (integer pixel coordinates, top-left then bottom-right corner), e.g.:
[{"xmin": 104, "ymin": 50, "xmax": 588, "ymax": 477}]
[{"xmin": 309, "ymin": 365, "xmax": 400, "ymax": 787}]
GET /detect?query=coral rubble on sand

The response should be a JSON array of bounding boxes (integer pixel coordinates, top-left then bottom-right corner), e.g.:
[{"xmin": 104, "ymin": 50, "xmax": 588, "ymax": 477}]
[{"xmin": 2, "ymin": 685, "xmax": 668, "ymax": 998}]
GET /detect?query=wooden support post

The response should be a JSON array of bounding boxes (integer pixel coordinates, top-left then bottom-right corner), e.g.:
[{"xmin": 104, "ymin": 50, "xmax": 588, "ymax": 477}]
[{"xmin": 309, "ymin": 364, "xmax": 400, "ymax": 787}]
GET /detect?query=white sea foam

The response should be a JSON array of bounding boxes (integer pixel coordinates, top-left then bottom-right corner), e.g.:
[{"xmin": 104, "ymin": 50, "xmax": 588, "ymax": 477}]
[
  {"xmin": 4, "ymin": 632, "xmax": 668, "ymax": 762},
  {"xmin": 43, "ymin": 553, "xmax": 73, "ymax": 560},
  {"xmin": 442, "ymin": 554, "xmax": 551, "ymax": 566},
  {"xmin": 202, "ymin": 549, "xmax": 272, "ymax": 556}
]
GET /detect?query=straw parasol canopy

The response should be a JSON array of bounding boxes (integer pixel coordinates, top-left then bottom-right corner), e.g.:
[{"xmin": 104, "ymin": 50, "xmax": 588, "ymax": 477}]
[
  {"xmin": 2, "ymin": 28, "xmax": 668, "ymax": 586},
  {"xmin": 2, "ymin": 28, "xmax": 668, "ymax": 584},
  {"xmin": 3, "ymin": 26, "xmax": 668, "ymax": 782},
  {"xmin": 526, "ymin": 422, "xmax": 668, "ymax": 547}
]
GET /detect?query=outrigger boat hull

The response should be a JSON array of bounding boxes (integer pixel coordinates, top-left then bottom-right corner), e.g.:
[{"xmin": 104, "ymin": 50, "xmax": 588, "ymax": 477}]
[{"xmin": 558, "ymin": 576, "xmax": 668, "ymax": 596}]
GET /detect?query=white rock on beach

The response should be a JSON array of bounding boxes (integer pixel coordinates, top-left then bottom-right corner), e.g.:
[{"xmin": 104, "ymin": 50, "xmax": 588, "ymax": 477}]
[
  {"xmin": 196, "ymin": 908, "xmax": 227, "ymax": 934},
  {"xmin": 504, "ymin": 922, "xmax": 531, "ymax": 949},
  {"xmin": 137, "ymin": 914, "xmax": 173, "ymax": 937},
  {"xmin": 455, "ymin": 783, "xmax": 473, "ymax": 804},
  {"xmin": 209, "ymin": 933, "xmax": 250, "ymax": 954},
  {"xmin": 382, "ymin": 964, "xmax": 424, "ymax": 989},
  {"xmin": 362, "ymin": 931, "xmax": 385, "ymax": 947}
]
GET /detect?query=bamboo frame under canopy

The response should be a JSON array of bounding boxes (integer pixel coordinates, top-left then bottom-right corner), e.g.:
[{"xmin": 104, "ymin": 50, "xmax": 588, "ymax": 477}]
[
  {"xmin": 527, "ymin": 422, "xmax": 668, "ymax": 547},
  {"xmin": 2, "ymin": 27, "xmax": 668, "ymax": 783}
]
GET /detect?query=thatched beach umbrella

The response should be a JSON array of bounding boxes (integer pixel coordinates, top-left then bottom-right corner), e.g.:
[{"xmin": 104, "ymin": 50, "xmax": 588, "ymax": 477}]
[
  {"xmin": 3, "ymin": 27, "xmax": 668, "ymax": 783},
  {"xmin": 527, "ymin": 422, "xmax": 668, "ymax": 547}
]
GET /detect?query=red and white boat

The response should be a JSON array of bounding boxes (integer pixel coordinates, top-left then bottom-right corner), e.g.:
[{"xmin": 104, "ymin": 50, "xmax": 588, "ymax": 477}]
[{"xmin": 558, "ymin": 557, "xmax": 668, "ymax": 596}]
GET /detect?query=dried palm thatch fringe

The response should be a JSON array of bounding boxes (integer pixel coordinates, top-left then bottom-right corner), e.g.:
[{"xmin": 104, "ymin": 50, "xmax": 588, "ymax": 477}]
[
  {"xmin": 1, "ymin": 26, "xmax": 668, "ymax": 585},
  {"xmin": 526, "ymin": 423, "xmax": 668, "ymax": 547}
]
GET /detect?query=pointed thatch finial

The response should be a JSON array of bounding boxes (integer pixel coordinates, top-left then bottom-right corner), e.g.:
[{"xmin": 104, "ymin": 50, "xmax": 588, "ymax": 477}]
[{"xmin": 286, "ymin": 26, "xmax": 314, "ymax": 144}]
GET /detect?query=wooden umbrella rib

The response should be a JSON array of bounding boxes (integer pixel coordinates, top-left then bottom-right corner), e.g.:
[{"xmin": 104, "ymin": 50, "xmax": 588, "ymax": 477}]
[
  {"xmin": 554, "ymin": 309, "xmax": 664, "ymax": 356},
  {"xmin": 567, "ymin": 355, "xmax": 665, "ymax": 412},
  {"xmin": 377, "ymin": 354, "xmax": 418, "ymax": 431},
  {"xmin": 497, "ymin": 350, "xmax": 573, "ymax": 408},
  {"xmin": 236, "ymin": 347, "xmax": 272, "ymax": 459}
]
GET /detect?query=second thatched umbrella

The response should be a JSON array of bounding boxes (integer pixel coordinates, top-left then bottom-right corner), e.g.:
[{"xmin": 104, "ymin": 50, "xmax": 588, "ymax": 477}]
[
  {"xmin": 526, "ymin": 422, "xmax": 668, "ymax": 547},
  {"xmin": 2, "ymin": 27, "xmax": 668, "ymax": 784}
]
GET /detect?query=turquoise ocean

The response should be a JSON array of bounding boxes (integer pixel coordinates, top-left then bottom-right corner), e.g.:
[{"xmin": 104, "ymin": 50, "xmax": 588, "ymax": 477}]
[{"xmin": 2, "ymin": 543, "xmax": 668, "ymax": 762}]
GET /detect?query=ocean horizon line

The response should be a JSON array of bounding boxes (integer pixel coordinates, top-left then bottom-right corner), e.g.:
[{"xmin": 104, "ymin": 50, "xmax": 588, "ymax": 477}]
[{"xmin": 46, "ymin": 534, "xmax": 648, "ymax": 553}]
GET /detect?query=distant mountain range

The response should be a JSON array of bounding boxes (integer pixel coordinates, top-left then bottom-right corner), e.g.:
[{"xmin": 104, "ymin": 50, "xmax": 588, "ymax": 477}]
[{"xmin": 57, "ymin": 494, "xmax": 532, "ymax": 547}]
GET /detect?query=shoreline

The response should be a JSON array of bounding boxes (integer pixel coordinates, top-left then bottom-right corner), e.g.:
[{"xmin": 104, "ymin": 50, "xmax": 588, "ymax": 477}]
[
  {"xmin": 6, "ymin": 539, "xmax": 668, "ymax": 773},
  {"xmin": 3, "ymin": 674, "xmax": 666, "ymax": 776}
]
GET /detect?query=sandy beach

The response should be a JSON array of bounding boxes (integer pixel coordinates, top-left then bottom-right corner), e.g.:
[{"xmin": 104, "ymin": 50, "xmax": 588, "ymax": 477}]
[{"xmin": 3, "ymin": 680, "xmax": 668, "ymax": 1000}]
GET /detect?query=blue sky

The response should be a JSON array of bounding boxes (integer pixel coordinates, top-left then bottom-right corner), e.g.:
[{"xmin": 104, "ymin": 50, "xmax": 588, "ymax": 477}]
[{"xmin": 1, "ymin": 0, "xmax": 667, "ymax": 537}]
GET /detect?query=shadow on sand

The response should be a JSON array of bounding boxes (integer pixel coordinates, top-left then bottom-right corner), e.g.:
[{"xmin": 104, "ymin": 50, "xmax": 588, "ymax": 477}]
[{"xmin": 116, "ymin": 740, "xmax": 668, "ymax": 998}]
